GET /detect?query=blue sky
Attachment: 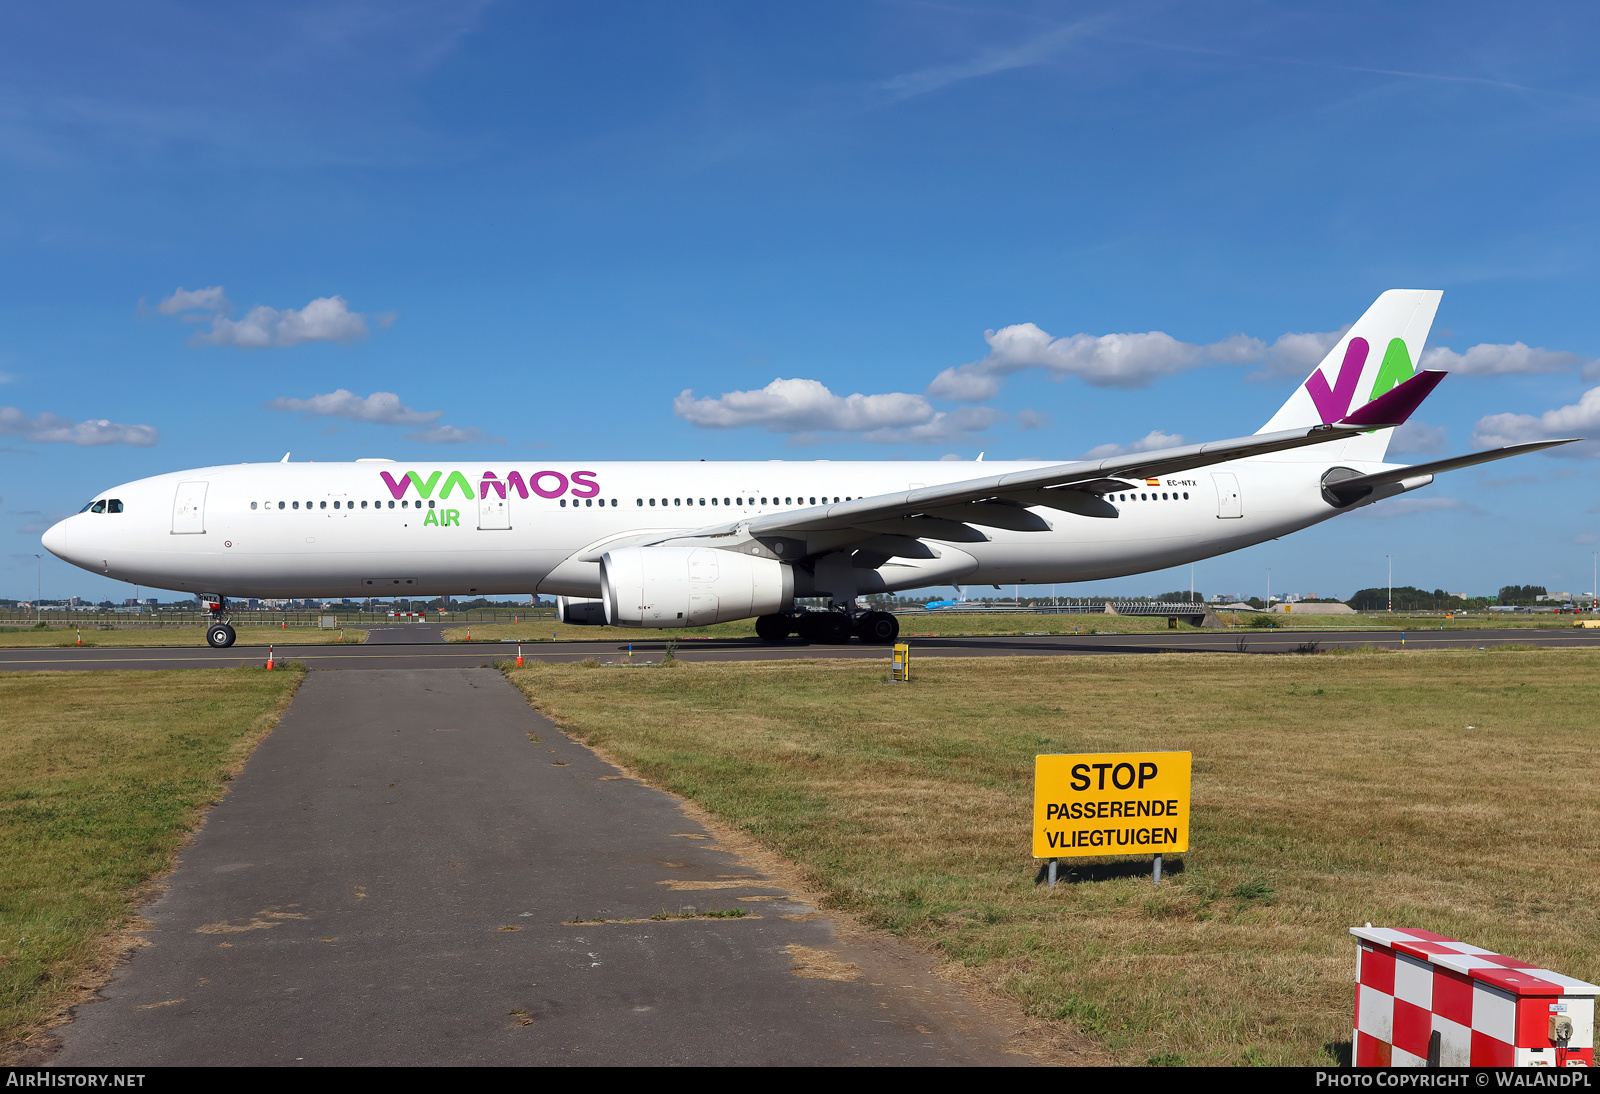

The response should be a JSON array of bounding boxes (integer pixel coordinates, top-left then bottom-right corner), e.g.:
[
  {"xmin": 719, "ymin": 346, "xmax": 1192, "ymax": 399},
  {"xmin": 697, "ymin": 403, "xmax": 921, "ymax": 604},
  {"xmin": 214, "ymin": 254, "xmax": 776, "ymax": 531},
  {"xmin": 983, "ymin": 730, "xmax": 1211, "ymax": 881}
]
[{"xmin": 5, "ymin": 1, "xmax": 1600, "ymax": 602}]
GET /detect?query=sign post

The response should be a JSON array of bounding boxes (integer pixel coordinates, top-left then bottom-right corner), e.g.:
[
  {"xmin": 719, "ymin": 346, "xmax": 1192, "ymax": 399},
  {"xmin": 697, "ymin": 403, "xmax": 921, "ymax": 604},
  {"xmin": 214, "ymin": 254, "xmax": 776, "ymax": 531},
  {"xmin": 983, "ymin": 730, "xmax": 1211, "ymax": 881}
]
[
  {"xmin": 891, "ymin": 643, "xmax": 910, "ymax": 682},
  {"xmin": 1033, "ymin": 751, "xmax": 1191, "ymax": 887}
]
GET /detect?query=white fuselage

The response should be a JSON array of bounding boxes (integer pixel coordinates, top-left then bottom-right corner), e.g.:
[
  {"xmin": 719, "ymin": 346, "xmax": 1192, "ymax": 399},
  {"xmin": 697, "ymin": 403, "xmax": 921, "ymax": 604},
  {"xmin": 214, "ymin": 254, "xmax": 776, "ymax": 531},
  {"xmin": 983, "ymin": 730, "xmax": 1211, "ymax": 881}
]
[{"xmin": 42, "ymin": 456, "xmax": 1409, "ymax": 602}]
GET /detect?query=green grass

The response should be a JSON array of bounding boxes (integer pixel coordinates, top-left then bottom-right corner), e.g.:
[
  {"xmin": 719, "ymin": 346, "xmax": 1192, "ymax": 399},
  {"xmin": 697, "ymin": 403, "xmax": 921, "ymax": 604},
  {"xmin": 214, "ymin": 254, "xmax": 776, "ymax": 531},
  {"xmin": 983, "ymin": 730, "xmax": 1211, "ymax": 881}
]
[
  {"xmin": 0, "ymin": 668, "xmax": 304, "ymax": 1059},
  {"xmin": 505, "ymin": 649, "xmax": 1600, "ymax": 1066}
]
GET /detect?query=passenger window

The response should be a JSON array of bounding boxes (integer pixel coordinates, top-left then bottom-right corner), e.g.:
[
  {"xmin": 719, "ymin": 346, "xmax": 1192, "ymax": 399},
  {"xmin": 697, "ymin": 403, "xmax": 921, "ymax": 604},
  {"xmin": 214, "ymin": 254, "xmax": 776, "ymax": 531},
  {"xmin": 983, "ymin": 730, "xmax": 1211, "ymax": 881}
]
[
  {"xmin": 90, "ymin": 500, "xmax": 106, "ymax": 513},
  {"xmin": 252, "ymin": 502, "xmax": 258, "ymax": 510},
  {"xmin": 279, "ymin": 502, "xmax": 286, "ymax": 510},
  {"xmin": 388, "ymin": 500, "xmax": 395, "ymax": 508},
  {"xmin": 586, "ymin": 498, "xmax": 592, "ymax": 507},
  {"xmin": 1183, "ymin": 492, "xmax": 1189, "ymax": 499},
  {"xmin": 293, "ymin": 501, "xmax": 299, "ymax": 509},
  {"xmin": 711, "ymin": 497, "xmax": 718, "ymax": 506},
  {"xmin": 560, "ymin": 499, "xmax": 566, "ymax": 507},
  {"xmin": 320, "ymin": 500, "xmax": 326, "ymax": 509},
  {"xmin": 674, "ymin": 498, "xmax": 680, "ymax": 506},
  {"xmin": 361, "ymin": 500, "xmax": 368, "ymax": 508},
  {"xmin": 637, "ymin": 498, "xmax": 643, "ymax": 506},
  {"xmin": 648, "ymin": 498, "xmax": 655, "ymax": 506},
  {"xmin": 785, "ymin": 497, "xmax": 792, "ymax": 504}
]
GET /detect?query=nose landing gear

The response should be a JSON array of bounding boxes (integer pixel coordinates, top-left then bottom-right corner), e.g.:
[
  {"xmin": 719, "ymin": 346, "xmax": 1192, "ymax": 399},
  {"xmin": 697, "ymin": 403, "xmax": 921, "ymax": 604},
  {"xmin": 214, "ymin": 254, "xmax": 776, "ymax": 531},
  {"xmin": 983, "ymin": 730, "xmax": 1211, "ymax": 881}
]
[{"xmin": 200, "ymin": 594, "xmax": 237, "ymax": 648}]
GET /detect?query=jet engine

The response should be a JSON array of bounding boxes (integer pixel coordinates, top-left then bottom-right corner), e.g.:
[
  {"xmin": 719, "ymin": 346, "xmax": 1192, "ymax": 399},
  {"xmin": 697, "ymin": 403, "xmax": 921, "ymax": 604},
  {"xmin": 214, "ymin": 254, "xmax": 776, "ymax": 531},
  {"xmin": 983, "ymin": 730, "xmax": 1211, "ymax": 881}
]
[
  {"xmin": 556, "ymin": 595, "xmax": 609, "ymax": 625},
  {"xmin": 601, "ymin": 547, "xmax": 794, "ymax": 628}
]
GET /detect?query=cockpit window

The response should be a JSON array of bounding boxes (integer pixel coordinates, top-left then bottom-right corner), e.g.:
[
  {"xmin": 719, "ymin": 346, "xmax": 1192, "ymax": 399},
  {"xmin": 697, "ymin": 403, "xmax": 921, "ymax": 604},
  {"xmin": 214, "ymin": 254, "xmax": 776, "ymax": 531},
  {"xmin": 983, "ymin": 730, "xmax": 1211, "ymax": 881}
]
[
  {"xmin": 79, "ymin": 501, "xmax": 96, "ymax": 513},
  {"xmin": 106, "ymin": 499, "xmax": 123, "ymax": 513},
  {"xmin": 89, "ymin": 500, "xmax": 107, "ymax": 513}
]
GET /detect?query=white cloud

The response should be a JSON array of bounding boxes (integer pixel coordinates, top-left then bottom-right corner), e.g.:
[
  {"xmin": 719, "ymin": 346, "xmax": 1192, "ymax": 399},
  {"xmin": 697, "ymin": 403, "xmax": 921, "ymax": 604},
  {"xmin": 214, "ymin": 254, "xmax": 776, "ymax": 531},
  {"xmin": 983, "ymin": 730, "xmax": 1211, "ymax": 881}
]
[
  {"xmin": 1016, "ymin": 408, "xmax": 1050, "ymax": 430},
  {"xmin": 1081, "ymin": 430, "xmax": 1185, "ymax": 460},
  {"xmin": 1244, "ymin": 330, "xmax": 1347, "ymax": 381},
  {"xmin": 1421, "ymin": 342, "xmax": 1587, "ymax": 376},
  {"xmin": 1350, "ymin": 496, "xmax": 1478, "ymax": 519},
  {"xmin": 927, "ymin": 323, "xmax": 1347, "ymax": 399},
  {"xmin": 0, "ymin": 407, "xmax": 158, "ymax": 447},
  {"xmin": 266, "ymin": 389, "xmax": 442, "ymax": 425},
  {"xmin": 404, "ymin": 425, "xmax": 504, "ymax": 444},
  {"xmin": 193, "ymin": 295, "xmax": 372, "ymax": 348},
  {"xmin": 674, "ymin": 377, "xmax": 1004, "ymax": 444},
  {"xmin": 1389, "ymin": 420, "xmax": 1448, "ymax": 457},
  {"xmin": 157, "ymin": 285, "xmax": 230, "ymax": 315},
  {"xmin": 1473, "ymin": 386, "xmax": 1600, "ymax": 457}
]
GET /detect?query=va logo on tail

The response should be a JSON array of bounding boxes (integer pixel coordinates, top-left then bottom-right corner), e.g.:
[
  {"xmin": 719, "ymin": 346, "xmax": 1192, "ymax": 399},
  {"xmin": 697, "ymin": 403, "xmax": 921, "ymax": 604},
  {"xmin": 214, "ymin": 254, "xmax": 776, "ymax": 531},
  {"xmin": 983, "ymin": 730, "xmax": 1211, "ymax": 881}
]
[{"xmin": 1305, "ymin": 337, "xmax": 1417, "ymax": 424}]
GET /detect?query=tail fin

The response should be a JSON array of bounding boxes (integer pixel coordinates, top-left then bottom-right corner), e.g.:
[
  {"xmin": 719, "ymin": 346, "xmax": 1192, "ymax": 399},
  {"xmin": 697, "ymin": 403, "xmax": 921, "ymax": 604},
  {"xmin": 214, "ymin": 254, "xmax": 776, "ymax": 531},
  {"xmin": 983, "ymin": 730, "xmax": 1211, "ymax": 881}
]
[{"xmin": 1257, "ymin": 289, "xmax": 1442, "ymax": 462}]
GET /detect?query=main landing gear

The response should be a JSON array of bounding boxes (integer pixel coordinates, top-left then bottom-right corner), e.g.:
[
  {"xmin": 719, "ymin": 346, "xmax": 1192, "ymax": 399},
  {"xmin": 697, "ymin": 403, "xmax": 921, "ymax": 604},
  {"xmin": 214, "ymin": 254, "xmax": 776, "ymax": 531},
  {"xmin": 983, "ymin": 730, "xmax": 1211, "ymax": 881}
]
[
  {"xmin": 755, "ymin": 610, "xmax": 900, "ymax": 645},
  {"xmin": 201, "ymin": 594, "xmax": 237, "ymax": 648}
]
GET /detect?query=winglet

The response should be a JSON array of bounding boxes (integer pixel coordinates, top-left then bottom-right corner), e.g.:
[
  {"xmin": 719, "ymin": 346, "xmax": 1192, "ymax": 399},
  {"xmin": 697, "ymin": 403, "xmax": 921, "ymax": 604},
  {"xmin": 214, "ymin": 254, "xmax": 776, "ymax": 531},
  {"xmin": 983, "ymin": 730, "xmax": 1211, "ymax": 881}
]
[{"xmin": 1338, "ymin": 369, "xmax": 1446, "ymax": 428}]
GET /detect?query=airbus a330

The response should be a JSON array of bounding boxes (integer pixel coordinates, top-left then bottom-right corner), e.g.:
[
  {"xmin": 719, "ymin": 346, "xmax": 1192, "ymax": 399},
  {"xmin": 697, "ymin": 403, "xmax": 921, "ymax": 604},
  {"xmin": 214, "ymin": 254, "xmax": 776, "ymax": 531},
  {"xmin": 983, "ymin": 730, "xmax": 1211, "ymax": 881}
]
[{"xmin": 42, "ymin": 290, "xmax": 1573, "ymax": 647}]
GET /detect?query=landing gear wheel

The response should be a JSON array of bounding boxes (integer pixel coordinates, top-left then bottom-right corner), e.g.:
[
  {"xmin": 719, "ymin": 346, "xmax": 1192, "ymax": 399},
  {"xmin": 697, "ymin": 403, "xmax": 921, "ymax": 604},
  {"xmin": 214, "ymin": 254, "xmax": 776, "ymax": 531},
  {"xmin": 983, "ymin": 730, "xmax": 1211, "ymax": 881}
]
[
  {"xmin": 206, "ymin": 623, "xmax": 236, "ymax": 649},
  {"xmin": 856, "ymin": 611, "xmax": 899, "ymax": 644},
  {"xmin": 755, "ymin": 614, "xmax": 792, "ymax": 642},
  {"xmin": 798, "ymin": 611, "xmax": 854, "ymax": 644}
]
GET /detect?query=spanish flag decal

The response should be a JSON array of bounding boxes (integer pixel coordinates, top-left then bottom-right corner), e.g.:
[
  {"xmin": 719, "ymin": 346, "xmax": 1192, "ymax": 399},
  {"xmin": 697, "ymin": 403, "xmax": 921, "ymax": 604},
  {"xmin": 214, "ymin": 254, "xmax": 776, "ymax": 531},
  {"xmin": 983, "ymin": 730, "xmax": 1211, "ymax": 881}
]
[{"xmin": 1145, "ymin": 478, "xmax": 1160, "ymax": 487}]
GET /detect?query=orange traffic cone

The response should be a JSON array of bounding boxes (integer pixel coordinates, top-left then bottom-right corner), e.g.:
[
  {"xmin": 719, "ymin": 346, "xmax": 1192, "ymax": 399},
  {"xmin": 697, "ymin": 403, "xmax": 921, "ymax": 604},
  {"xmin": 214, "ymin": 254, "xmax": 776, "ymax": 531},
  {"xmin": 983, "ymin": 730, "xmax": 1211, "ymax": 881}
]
[
  {"xmin": 266, "ymin": 645, "xmax": 275, "ymax": 671},
  {"xmin": 516, "ymin": 643, "xmax": 523, "ymax": 668}
]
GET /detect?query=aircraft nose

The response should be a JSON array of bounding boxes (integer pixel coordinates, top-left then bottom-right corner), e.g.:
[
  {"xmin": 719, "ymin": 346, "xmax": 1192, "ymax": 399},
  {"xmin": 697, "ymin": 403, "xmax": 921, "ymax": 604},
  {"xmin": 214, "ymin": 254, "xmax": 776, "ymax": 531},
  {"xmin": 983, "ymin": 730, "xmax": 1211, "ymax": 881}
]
[{"xmin": 41, "ymin": 518, "xmax": 69, "ymax": 560}]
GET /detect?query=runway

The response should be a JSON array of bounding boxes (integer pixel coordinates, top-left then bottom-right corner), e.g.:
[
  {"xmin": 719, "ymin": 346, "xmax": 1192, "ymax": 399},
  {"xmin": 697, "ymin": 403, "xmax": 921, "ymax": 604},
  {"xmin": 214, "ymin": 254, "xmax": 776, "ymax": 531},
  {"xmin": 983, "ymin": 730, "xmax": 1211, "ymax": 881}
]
[{"xmin": 1, "ymin": 625, "xmax": 1595, "ymax": 671}]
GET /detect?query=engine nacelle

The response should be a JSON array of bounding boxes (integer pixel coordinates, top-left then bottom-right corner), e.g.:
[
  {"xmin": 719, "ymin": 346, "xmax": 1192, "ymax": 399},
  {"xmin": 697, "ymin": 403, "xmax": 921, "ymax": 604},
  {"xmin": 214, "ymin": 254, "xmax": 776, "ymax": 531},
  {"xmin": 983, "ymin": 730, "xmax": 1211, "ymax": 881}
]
[
  {"xmin": 556, "ymin": 595, "xmax": 608, "ymax": 626},
  {"xmin": 601, "ymin": 547, "xmax": 794, "ymax": 628}
]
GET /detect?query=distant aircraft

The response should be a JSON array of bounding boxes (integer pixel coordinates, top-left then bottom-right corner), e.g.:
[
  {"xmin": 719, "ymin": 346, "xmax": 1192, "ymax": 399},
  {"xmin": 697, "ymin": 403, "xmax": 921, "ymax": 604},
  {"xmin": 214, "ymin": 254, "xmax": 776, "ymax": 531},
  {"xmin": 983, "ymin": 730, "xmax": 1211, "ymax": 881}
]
[{"xmin": 43, "ymin": 290, "xmax": 1574, "ymax": 648}]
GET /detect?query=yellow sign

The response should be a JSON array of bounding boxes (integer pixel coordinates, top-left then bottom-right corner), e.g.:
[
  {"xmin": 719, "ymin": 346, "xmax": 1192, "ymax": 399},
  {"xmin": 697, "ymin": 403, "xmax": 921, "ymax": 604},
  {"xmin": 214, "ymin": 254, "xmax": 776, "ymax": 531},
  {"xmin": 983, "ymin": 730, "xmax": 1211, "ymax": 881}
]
[
  {"xmin": 1032, "ymin": 751, "xmax": 1191, "ymax": 858},
  {"xmin": 891, "ymin": 643, "xmax": 910, "ymax": 681}
]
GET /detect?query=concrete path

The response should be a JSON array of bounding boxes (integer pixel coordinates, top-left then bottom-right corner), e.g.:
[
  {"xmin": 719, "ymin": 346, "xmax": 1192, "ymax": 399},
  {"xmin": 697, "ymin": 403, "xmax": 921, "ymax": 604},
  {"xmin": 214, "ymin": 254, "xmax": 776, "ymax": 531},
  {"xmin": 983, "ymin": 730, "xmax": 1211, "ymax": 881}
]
[
  {"xmin": 2, "ymin": 628, "xmax": 1595, "ymax": 672},
  {"xmin": 52, "ymin": 669, "xmax": 1033, "ymax": 1066}
]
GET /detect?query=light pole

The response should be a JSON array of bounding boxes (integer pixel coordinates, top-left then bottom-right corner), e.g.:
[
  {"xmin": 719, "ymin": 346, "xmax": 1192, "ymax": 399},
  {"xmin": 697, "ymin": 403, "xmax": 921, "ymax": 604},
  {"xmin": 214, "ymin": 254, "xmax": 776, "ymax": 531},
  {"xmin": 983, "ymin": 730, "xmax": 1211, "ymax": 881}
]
[
  {"xmin": 34, "ymin": 554, "xmax": 41, "ymax": 625},
  {"xmin": 1386, "ymin": 555, "xmax": 1392, "ymax": 613}
]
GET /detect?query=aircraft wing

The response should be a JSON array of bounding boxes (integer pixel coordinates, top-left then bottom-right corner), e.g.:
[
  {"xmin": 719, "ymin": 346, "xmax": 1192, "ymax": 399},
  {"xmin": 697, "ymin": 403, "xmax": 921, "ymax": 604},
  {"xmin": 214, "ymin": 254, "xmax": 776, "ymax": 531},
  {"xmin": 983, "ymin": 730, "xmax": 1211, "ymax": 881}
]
[{"xmin": 635, "ymin": 370, "xmax": 1449, "ymax": 552}]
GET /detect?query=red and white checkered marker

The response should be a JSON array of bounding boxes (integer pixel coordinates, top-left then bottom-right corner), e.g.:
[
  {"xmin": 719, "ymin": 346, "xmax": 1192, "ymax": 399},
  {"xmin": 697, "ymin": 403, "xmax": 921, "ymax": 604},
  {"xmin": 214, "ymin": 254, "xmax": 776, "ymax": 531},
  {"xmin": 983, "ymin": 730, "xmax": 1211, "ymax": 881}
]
[{"xmin": 1352, "ymin": 927, "xmax": 1597, "ymax": 1067}]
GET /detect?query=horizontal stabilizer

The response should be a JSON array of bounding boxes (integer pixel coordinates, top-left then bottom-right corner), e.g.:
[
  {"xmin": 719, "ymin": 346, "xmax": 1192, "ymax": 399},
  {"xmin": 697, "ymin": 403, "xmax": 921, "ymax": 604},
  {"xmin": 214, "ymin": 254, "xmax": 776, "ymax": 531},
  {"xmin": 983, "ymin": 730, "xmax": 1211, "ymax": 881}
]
[
  {"xmin": 1338, "ymin": 369, "xmax": 1446, "ymax": 428},
  {"xmin": 1324, "ymin": 439, "xmax": 1579, "ymax": 505}
]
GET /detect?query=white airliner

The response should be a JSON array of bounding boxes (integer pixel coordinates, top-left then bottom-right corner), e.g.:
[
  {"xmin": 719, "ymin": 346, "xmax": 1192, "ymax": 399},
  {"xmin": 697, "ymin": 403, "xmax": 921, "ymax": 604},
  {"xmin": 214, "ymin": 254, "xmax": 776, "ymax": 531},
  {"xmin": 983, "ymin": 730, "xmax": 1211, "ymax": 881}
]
[{"xmin": 42, "ymin": 290, "xmax": 1572, "ymax": 648}]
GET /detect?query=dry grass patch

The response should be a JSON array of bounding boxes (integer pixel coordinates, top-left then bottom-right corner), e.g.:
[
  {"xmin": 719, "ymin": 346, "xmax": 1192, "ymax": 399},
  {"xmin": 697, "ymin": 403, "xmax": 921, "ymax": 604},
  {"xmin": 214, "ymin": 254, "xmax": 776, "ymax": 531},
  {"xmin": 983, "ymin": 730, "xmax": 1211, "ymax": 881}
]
[
  {"xmin": 449, "ymin": 613, "xmax": 1197, "ymax": 644},
  {"xmin": 0, "ymin": 626, "xmax": 365, "ymax": 648},
  {"xmin": 505, "ymin": 649, "xmax": 1600, "ymax": 1066},
  {"xmin": 0, "ymin": 668, "xmax": 304, "ymax": 1060}
]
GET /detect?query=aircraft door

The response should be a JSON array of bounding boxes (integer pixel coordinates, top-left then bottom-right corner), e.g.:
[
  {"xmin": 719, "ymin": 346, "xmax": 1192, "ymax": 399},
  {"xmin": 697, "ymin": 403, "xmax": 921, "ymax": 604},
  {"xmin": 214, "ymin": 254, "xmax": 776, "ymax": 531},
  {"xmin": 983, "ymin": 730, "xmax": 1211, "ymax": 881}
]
[
  {"xmin": 172, "ymin": 481, "xmax": 208, "ymax": 534},
  {"xmin": 1212, "ymin": 473, "xmax": 1243, "ymax": 519},
  {"xmin": 478, "ymin": 493, "xmax": 510, "ymax": 530}
]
